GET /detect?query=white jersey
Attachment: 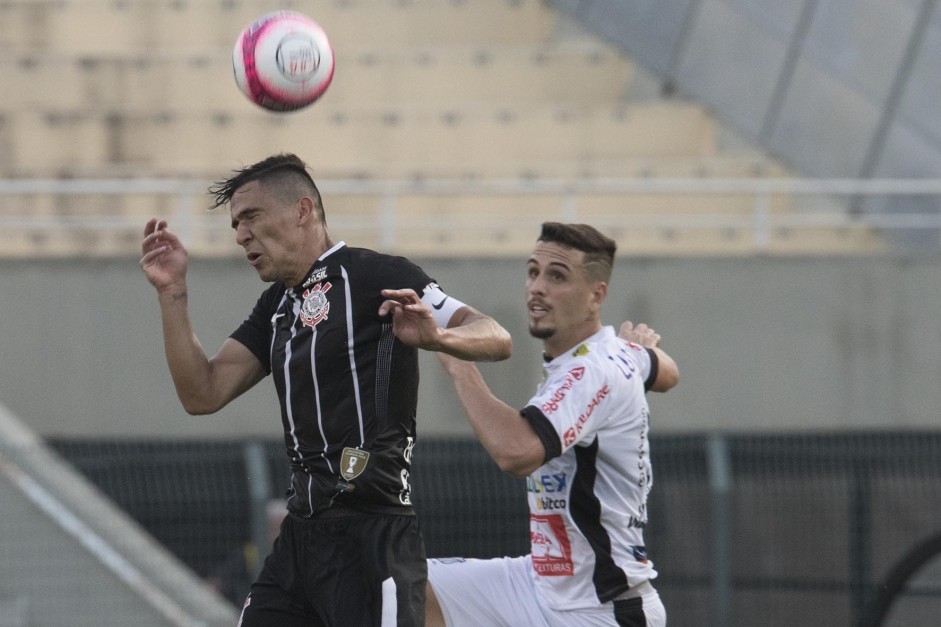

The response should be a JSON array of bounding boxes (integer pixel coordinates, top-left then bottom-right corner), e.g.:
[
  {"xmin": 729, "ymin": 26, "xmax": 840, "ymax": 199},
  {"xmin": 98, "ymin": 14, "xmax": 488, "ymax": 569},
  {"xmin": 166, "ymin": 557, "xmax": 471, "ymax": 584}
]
[{"xmin": 520, "ymin": 326, "xmax": 659, "ymax": 610}]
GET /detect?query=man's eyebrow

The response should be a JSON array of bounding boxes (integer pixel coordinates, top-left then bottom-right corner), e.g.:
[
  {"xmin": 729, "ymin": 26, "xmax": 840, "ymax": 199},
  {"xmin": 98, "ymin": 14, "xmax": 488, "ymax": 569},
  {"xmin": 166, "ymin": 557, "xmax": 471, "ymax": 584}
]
[
  {"xmin": 545, "ymin": 260, "xmax": 573, "ymax": 271},
  {"xmin": 230, "ymin": 206, "xmax": 255, "ymax": 228}
]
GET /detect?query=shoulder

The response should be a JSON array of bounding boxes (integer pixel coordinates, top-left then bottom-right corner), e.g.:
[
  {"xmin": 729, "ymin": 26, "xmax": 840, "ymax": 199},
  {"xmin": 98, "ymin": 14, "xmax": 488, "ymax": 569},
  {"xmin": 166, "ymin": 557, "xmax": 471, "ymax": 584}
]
[
  {"xmin": 342, "ymin": 247, "xmax": 432, "ymax": 284},
  {"xmin": 255, "ymin": 282, "xmax": 286, "ymax": 310}
]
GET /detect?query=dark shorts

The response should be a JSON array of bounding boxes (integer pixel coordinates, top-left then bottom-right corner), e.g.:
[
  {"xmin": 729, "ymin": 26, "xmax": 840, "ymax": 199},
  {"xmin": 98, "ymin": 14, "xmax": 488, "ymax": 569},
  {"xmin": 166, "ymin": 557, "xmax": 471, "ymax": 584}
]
[{"xmin": 237, "ymin": 508, "xmax": 427, "ymax": 627}]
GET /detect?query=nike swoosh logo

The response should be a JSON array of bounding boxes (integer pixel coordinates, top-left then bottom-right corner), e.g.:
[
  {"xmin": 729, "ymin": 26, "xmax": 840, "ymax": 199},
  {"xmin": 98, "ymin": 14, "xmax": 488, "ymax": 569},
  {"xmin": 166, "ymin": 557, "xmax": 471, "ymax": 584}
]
[{"xmin": 432, "ymin": 297, "xmax": 449, "ymax": 310}]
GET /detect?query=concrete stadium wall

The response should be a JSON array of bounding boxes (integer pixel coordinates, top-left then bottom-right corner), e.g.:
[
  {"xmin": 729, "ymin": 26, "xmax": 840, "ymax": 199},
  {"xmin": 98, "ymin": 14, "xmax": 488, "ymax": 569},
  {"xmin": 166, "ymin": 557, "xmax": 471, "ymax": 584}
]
[{"xmin": 1, "ymin": 253, "xmax": 939, "ymax": 438}]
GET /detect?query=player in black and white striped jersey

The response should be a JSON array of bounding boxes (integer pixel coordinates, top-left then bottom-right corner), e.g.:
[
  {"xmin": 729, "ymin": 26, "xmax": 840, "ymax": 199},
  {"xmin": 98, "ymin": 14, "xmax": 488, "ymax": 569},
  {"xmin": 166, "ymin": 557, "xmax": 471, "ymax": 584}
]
[
  {"xmin": 140, "ymin": 153, "xmax": 511, "ymax": 627},
  {"xmin": 428, "ymin": 222, "xmax": 679, "ymax": 627}
]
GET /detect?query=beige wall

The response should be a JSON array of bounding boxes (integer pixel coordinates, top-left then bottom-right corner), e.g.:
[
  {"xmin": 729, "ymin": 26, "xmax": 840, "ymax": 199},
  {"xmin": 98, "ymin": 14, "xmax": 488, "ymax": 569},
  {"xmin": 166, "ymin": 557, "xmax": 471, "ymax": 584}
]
[{"xmin": 1, "ymin": 254, "xmax": 939, "ymax": 438}]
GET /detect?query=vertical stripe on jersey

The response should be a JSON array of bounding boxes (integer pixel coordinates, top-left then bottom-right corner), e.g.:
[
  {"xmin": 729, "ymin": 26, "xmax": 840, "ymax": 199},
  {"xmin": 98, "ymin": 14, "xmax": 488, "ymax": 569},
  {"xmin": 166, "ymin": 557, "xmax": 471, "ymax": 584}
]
[
  {"xmin": 374, "ymin": 323, "xmax": 395, "ymax": 430},
  {"xmin": 310, "ymin": 327, "xmax": 335, "ymax": 476},
  {"xmin": 572, "ymin": 440, "xmax": 630, "ymax": 602},
  {"xmin": 273, "ymin": 293, "xmax": 303, "ymax": 467},
  {"xmin": 283, "ymin": 295, "xmax": 315, "ymax": 517},
  {"xmin": 341, "ymin": 266, "xmax": 366, "ymax": 445}
]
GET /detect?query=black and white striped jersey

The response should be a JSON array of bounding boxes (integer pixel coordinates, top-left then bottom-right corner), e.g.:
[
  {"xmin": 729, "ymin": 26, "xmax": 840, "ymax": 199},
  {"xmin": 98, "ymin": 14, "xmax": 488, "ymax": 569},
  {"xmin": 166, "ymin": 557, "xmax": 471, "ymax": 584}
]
[{"xmin": 231, "ymin": 242, "xmax": 436, "ymax": 518}]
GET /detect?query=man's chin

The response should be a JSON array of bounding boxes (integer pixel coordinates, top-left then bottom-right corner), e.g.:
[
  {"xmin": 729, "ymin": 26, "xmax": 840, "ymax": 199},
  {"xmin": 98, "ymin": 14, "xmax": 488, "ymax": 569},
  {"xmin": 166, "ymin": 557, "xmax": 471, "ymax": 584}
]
[{"xmin": 528, "ymin": 324, "xmax": 553, "ymax": 340}]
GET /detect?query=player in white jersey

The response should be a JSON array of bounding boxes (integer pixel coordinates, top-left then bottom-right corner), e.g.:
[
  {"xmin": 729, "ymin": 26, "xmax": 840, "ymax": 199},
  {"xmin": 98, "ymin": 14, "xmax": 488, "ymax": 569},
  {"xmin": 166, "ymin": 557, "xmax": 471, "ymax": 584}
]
[{"xmin": 427, "ymin": 222, "xmax": 679, "ymax": 627}]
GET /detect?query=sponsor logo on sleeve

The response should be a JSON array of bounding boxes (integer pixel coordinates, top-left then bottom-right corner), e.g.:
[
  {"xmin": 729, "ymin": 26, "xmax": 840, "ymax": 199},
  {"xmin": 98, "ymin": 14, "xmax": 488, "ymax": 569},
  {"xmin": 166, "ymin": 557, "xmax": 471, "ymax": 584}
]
[
  {"xmin": 562, "ymin": 384, "xmax": 610, "ymax": 446},
  {"xmin": 541, "ymin": 366, "xmax": 585, "ymax": 415}
]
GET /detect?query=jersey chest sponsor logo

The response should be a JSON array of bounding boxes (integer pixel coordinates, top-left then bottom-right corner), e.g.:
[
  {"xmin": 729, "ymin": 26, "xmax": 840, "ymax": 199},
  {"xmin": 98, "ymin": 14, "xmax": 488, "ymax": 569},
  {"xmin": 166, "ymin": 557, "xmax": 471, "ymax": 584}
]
[
  {"xmin": 303, "ymin": 266, "xmax": 328, "ymax": 288},
  {"xmin": 530, "ymin": 514, "xmax": 573, "ymax": 576},
  {"xmin": 528, "ymin": 472, "xmax": 569, "ymax": 512},
  {"xmin": 541, "ymin": 366, "xmax": 585, "ymax": 415},
  {"xmin": 299, "ymin": 282, "xmax": 332, "ymax": 328}
]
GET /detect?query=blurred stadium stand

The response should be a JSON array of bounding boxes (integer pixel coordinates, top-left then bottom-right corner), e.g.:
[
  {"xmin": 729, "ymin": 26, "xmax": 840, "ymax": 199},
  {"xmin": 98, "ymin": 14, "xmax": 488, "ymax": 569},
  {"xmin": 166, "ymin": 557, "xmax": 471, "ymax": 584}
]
[{"xmin": 0, "ymin": 0, "xmax": 911, "ymax": 257}]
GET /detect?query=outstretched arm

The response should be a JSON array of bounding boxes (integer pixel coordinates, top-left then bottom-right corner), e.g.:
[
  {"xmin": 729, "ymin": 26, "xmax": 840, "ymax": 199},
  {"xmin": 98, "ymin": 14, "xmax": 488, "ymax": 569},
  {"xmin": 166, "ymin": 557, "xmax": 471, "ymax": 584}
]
[
  {"xmin": 141, "ymin": 219, "xmax": 265, "ymax": 414},
  {"xmin": 436, "ymin": 353, "xmax": 545, "ymax": 477},
  {"xmin": 618, "ymin": 320, "xmax": 680, "ymax": 393},
  {"xmin": 379, "ymin": 288, "xmax": 512, "ymax": 361}
]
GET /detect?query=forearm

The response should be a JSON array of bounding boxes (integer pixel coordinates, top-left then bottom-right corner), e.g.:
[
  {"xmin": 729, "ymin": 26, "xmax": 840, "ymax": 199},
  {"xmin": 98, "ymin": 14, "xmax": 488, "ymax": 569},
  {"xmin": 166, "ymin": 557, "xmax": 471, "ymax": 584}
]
[
  {"xmin": 156, "ymin": 285, "xmax": 217, "ymax": 414},
  {"xmin": 649, "ymin": 346, "xmax": 680, "ymax": 392},
  {"xmin": 437, "ymin": 309, "xmax": 512, "ymax": 362},
  {"xmin": 446, "ymin": 362, "xmax": 544, "ymax": 476}
]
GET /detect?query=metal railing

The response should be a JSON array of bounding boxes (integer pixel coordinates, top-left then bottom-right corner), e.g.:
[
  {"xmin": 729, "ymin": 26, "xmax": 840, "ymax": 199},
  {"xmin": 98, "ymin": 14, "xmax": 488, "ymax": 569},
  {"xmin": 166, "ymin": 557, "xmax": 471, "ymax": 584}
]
[{"xmin": 1, "ymin": 177, "xmax": 940, "ymax": 255}]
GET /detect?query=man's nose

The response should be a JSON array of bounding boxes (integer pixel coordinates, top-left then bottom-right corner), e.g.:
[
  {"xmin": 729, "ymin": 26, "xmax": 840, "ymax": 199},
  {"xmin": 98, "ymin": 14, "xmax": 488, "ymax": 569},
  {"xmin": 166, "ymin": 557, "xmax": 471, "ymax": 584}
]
[{"xmin": 235, "ymin": 223, "xmax": 251, "ymax": 245}]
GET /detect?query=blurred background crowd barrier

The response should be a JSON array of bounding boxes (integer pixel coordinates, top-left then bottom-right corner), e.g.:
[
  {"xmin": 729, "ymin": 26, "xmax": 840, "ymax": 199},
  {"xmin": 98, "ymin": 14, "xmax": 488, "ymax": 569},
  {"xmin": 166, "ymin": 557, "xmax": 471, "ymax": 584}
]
[
  {"xmin": 3, "ymin": 1, "xmax": 941, "ymax": 626},
  {"xmin": 3, "ymin": 424, "xmax": 941, "ymax": 627}
]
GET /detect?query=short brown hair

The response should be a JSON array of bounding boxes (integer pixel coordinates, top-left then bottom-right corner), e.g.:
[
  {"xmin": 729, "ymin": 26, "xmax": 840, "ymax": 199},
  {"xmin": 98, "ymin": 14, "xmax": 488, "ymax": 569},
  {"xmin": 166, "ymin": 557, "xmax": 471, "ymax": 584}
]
[{"xmin": 537, "ymin": 222, "xmax": 616, "ymax": 283}]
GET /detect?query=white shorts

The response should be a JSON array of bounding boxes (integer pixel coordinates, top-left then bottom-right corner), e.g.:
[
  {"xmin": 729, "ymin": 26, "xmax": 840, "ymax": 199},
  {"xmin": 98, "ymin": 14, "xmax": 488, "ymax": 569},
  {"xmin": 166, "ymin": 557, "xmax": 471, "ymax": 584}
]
[{"xmin": 427, "ymin": 555, "xmax": 666, "ymax": 627}]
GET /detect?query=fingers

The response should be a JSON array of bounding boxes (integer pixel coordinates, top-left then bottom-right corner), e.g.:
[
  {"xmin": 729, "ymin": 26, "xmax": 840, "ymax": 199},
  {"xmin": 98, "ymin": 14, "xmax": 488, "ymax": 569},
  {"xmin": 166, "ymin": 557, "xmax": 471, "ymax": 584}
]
[
  {"xmin": 140, "ymin": 219, "xmax": 177, "ymax": 267},
  {"xmin": 378, "ymin": 289, "xmax": 426, "ymax": 317},
  {"xmin": 618, "ymin": 320, "xmax": 662, "ymax": 347},
  {"xmin": 377, "ymin": 299, "xmax": 400, "ymax": 317},
  {"xmin": 143, "ymin": 218, "xmax": 168, "ymax": 238},
  {"xmin": 378, "ymin": 298, "xmax": 432, "ymax": 318},
  {"xmin": 380, "ymin": 288, "xmax": 419, "ymax": 303}
]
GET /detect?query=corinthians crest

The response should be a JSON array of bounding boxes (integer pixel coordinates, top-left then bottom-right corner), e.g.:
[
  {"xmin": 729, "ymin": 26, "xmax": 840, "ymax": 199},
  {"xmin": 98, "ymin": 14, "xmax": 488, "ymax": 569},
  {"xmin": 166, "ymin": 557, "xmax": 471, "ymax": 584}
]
[{"xmin": 299, "ymin": 282, "xmax": 331, "ymax": 328}]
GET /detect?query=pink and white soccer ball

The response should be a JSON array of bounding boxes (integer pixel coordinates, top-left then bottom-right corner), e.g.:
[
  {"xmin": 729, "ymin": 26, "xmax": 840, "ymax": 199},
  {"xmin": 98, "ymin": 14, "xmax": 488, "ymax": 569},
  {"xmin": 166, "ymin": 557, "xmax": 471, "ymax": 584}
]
[{"xmin": 232, "ymin": 11, "xmax": 335, "ymax": 112}]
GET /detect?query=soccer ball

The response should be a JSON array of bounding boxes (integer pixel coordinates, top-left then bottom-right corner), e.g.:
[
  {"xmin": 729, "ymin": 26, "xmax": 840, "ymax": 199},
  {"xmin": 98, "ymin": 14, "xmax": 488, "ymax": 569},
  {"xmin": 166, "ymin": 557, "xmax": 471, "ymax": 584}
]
[{"xmin": 232, "ymin": 11, "xmax": 335, "ymax": 112}]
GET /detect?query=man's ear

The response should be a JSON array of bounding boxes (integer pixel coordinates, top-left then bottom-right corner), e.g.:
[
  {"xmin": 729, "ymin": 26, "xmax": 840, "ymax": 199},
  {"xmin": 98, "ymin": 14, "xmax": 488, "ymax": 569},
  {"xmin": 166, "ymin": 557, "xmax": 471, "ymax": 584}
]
[
  {"xmin": 296, "ymin": 196, "xmax": 315, "ymax": 224},
  {"xmin": 591, "ymin": 281, "xmax": 608, "ymax": 309}
]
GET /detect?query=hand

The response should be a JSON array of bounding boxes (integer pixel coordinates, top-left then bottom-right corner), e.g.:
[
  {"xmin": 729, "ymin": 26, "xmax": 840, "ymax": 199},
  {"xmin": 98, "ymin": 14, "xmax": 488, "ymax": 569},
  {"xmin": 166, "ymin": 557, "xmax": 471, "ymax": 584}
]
[
  {"xmin": 140, "ymin": 218, "xmax": 189, "ymax": 292},
  {"xmin": 378, "ymin": 288, "xmax": 441, "ymax": 350},
  {"xmin": 618, "ymin": 320, "xmax": 661, "ymax": 348}
]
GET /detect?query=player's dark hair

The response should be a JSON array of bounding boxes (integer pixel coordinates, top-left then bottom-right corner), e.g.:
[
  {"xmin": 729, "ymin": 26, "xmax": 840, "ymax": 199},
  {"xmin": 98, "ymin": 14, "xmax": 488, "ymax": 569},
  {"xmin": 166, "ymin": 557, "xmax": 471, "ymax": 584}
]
[
  {"xmin": 537, "ymin": 222, "xmax": 616, "ymax": 283},
  {"xmin": 208, "ymin": 153, "xmax": 326, "ymax": 223}
]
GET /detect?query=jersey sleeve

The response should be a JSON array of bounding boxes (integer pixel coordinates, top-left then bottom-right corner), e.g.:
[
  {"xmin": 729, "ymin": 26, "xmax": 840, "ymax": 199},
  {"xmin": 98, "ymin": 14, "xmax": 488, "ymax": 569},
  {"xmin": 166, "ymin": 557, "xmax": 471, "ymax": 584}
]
[
  {"xmin": 621, "ymin": 341, "xmax": 659, "ymax": 392},
  {"xmin": 229, "ymin": 285, "xmax": 282, "ymax": 374},
  {"xmin": 381, "ymin": 255, "xmax": 466, "ymax": 327}
]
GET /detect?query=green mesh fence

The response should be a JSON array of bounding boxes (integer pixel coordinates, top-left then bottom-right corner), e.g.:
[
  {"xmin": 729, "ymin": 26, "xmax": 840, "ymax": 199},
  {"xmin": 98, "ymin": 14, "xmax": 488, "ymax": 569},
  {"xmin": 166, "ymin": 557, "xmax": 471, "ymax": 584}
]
[{"xmin": 45, "ymin": 433, "xmax": 941, "ymax": 627}]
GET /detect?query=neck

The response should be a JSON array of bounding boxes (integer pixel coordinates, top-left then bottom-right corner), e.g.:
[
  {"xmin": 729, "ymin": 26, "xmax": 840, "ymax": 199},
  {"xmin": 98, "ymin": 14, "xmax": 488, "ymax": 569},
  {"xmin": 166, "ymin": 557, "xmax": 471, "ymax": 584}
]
[
  {"xmin": 542, "ymin": 322, "xmax": 602, "ymax": 360},
  {"xmin": 285, "ymin": 231, "xmax": 336, "ymax": 288}
]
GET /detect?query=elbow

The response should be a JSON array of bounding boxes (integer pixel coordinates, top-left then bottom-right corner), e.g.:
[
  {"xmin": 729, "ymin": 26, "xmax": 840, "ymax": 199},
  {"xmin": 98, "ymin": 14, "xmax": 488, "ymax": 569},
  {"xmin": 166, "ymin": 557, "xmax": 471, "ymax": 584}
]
[
  {"xmin": 493, "ymin": 333, "xmax": 513, "ymax": 361},
  {"xmin": 179, "ymin": 395, "xmax": 223, "ymax": 416},
  {"xmin": 496, "ymin": 457, "xmax": 535, "ymax": 478},
  {"xmin": 651, "ymin": 365, "xmax": 680, "ymax": 393},
  {"xmin": 492, "ymin": 446, "xmax": 542, "ymax": 478},
  {"xmin": 663, "ymin": 369, "xmax": 680, "ymax": 392},
  {"xmin": 479, "ymin": 324, "xmax": 512, "ymax": 362}
]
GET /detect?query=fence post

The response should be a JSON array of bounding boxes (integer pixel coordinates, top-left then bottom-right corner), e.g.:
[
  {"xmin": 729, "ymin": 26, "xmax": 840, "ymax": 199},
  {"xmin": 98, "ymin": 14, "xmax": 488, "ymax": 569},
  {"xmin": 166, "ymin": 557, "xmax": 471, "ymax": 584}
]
[
  {"xmin": 850, "ymin": 462, "xmax": 873, "ymax": 627},
  {"xmin": 243, "ymin": 440, "xmax": 272, "ymax": 581},
  {"xmin": 707, "ymin": 433, "xmax": 732, "ymax": 627}
]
